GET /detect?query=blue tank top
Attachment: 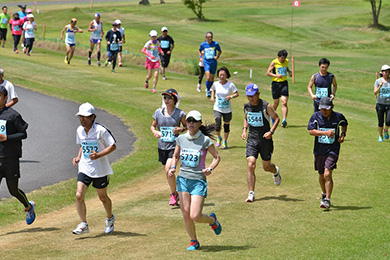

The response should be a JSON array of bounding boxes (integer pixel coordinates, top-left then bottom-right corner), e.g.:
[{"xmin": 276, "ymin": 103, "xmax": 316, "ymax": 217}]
[{"xmin": 313, "ymin": 72, "xmax": 334, "ymax": 99}]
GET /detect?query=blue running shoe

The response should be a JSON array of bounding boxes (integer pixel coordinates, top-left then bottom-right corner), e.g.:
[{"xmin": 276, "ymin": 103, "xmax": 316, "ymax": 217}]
[
  {"xmin": 209, "ymin": 213, "xmax": 222, "ymax": 235},
  {"xmin": 384, "ymin": 130, "xmax": 389, "ymax": 140},
  {"xmin": 378, "ymin": 135, "xmax": 384, "ymax": 142},
  {"xmin": 25, "ymin": 201, "xmax": 36, "ymax": 225},
  {"xmin": 187, "ymin": 240, "xmax": 200, "ymax": 251},
  {"xmin": 206, "ymin": 91, "xmax": 211, "ymax": 97}
]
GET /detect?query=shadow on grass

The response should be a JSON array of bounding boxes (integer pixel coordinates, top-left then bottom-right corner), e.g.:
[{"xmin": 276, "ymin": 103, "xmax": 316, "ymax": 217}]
[
  {"xmin": 1, "ymin": 227, "xmax": 60, "ymax": 236},
  {"xmin": 75, "ymin": 230, "xmax": 146, "ymax": 240},
  {"xmin": 200, "ymin": 245, "xmax": 252, "ymax": 252},
  {"xmin": 331, "ymin": 205, "xmax": 372, "ymax": 211},
  {"xmin": 256, "ymin": 195, "xmax": 304, "ymax": 202},
  {"xmin": 284, "ymin": 125, "xmax": 307, "ymax": 129},
  {"xmin": 187, "ymin": 17, "xmax": 223, "ymax": 23},
  {"xmin": 20, "ymin": 160, "xmax": 40, "ymax": 163},
  {"xmin": 219, "ymin": 145, "xmax": 245, "ymax": 150},
  {"xmin": 170, "ymin": 203, "xmax": 215, "ymax": 210}
]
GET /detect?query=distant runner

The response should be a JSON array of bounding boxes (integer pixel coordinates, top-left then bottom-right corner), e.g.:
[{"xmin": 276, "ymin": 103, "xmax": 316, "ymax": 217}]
[
  {"xmin": 374, "ymin": 64, "xmax": 390, "ymax": 142},
  {"xmin": 87, "ymin": 13, "xmax": 104, "ymax": 66},
  {"xmin": 157, "ymin": 26, "xmax": 174, "ymax": 80},
  {"xmin": 104, "ymin": 21, "xmax": 122, "ymax": 73},
  {"xmin": 9, "ymin": 12, "xmax": 24, "ymax": 54},
  {"xmin": 0, "ymin": 68, "xmax": 19, "ymax": 107},
  {"xmin": 61, "ymin": 18, "xmax": 83, "ymax": 65},
  {"xmin": 22, "ymin": 14, "xmax": 37, "ymax": 56},
  {"xmin": 142, "ymin": 30, "xmax": 164, "ymax": 93},
  {"xmin": 115, "ymin": 19, "xmax": 125, "ymax": 67},
  {"xmin": 0, "ymin": 6, "xmax": 10, "ymax": 48}
]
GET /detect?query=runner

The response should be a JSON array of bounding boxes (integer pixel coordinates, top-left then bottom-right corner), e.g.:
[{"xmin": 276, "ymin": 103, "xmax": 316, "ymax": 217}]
[
  {"xmin": 0, "ymin": 68, "xmax": 19, "ymax": 107},
  {"xmin": 168, "ymin": 110, "xmax": 221, "ymax": 251},
  {"xmin": 307, "ymin": 97, "xmax": 348, "ymax": 210},
  {"xmin": 374, "ymin": 64, "xmax": 390, "ymax": 142},
  {"xmin": 198, "ymin": 31, "xmax": 222, "ymax": 97},
  {"xmin": 241, "ymin": 83, "xmax": 281, "ymax": 203},
  {"xmin": 0, "ymin": 85, "xmax": 35, "ymax": 225},
  {"xmin": 104, "ymin": 21, "xmax": 122, "ymax": 73},
  {"xmin": 0, "ymin": 6, "xmax": 10, "ymax": 48},
  {"xmin": 115, "ymin": 19, "xmax": 125, "ymax": 67},
  {"xmin": 17, "ymin": 5, "xmax": 27, "ymax": 19},
  {"xmin": 9, "ymin": 12, "xmax": 24, "ymax": 53},
  {"xmin": 22, "ymin": 14, "xmax": 36, "ymax": 56},
  {"xmin": 266, "ymin": 49, "xmax": 292, "ymax": 127},
  {"xmin": 210, "ymin": 66, "xmax": 239, "ymax": 149},
  {"xmin": 157, "ymin": 26, "xmax": 174, "ymax": 80},
  {"xmin": 60, "ymin": 18, "xmax": 83, "ymax": 65},
  {"xmin": 87, "ymin": 13, "xmax": 104, "ymax": 66},
  {"xmin": 197, "ymin": 54, "xmax": 205, "ymax": 92},
  {"xmin": 21, "ymin": 9, "xmax": 32, "ymax": 53},
  {"xmin": 150, "ymin": 89, "xmax": 186, "ymax": 206},
  {"xmin": 307, "ymin": 58, "xmax": 338, "ymax": 112},
  {"xmin": 141, "ymin": 30, "xmax": 164, "ymax": 93},
  {"xmin": 72, "ymin": 102, "xmax": 116, "ymax": 235}
]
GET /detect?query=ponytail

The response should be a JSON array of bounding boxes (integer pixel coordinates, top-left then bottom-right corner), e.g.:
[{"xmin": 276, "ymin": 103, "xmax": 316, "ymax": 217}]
[{"xmin": 199, "ymin": 123, "xmax": 216, "ymax": 141}]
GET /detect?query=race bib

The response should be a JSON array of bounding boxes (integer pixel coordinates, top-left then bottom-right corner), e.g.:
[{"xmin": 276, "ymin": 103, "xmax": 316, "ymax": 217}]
[
  {"xmin": 247, "ymin": 112, "xmax": 264, "ymax": 127},
  {"xmin": 316, "ymin": 87, "xmax": 328, "ymax": 98},
  {"xmin": 180, "ymin": 148, "xmax": 201, "ymax": 168},
  {"xmin": 93, "ymin": 29, "xmax": 101, "ymax": 37},
  {"xmin": 67, "ymin": 34, "xmax": 75, "ymax": 42},
  {"xmin": 380, "ymin": 87, "xmax": 390, "ymax": 98},
  {"xmin": 81, "ymin": 140, "xmax": 100, "ymax": 159},
  {"xmin": 217, "ymin": 97, "xmax": 230, "ymax": 109},
  {"xmin": 205, "ymin": 48, "xmax": 215, "ymax": 60},
  {"xmin": 110, "ymin": 43, "xmax": 119, "ymax": 51},
  {"xmin": 160, "ymin": 126, "xmax": 175, "ymax": 142},
  {"xmin": 160, "ymin": 40, "xmax": 170, "ymax": 49},
  {"xmin": 1, "ymin": 18, "xmax": 7, "ymax": 24},
  {"xmin": 0, "ymin": 120, "xmax": 7, "ymax": 136},
  {"xmin": 318, "ymin": 128, "xmax": 335, "ymax": 144},
  {"xmin": 152, "ymin": 49, "xmax": 159, "ymax": 57},
  {"xmin": 14, "ymin": 25, "xmax": 20, "ymax": 31},
  {"xmin": 277, "ymin": 67, "xmax": 287, "ymax": 76}
]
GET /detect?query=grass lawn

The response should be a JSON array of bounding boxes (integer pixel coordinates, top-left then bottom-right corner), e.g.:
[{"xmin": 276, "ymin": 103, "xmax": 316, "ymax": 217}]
[{"xmin": 0, "ymin": 0, "xmax": 389, "ymax": 259}]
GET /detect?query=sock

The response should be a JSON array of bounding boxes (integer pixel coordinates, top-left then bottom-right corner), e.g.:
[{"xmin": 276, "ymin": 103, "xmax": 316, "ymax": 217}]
[
  {"xmin": 206, "ymin": 81, "xmax": 213, "ymax": 92},
  {"xmin": 191, "ymin": 239, "xmax": 198, "ymax": 243},
  {"xmin": 97, "ymin": 52, "xmax": 101, "ymax": 61},
  {"xmin": 88, "ymin": 51, "xmax": 92, "ymax": 58}
]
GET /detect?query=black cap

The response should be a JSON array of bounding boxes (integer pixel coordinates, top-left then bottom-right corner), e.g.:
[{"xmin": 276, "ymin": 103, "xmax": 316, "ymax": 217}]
[
  {"xmin": 0, "ymin": 86, "xmax": 8, "ymax": 97},
  {"xmin": 162, "ymin": 88, "xmax": 178, "ymax": 97},
  {"xmin": 319, "ymin": 97, "xmax": 333, "ymax": 110}
]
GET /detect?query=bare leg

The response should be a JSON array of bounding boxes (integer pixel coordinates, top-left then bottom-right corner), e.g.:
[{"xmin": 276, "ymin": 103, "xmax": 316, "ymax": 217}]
[
  {"xmin": 246, "ymin": 156, "xmax": 257, "ymax": 191},
  {"xmin": 96, "ymin": 187, "xmax": 113, "ymax": 219},
  {"xmin": 281, "ymin": 95, "xmax": 289, "ymax": 120},
  {"xmin": 324, "ymin": 168, "xmax": 333, "ymax": 199},
  {"xmin": 76, "ymin": 182, "xmax": 88, "ymax": 222},
  {"xmin": 164, "ymin": 158, "xmax": 176, "ymax": 194},
  {"xmin": 153, "ymin": 69, "xmax": 159, "ymax": 88},
  {"xmin": 179, "ymin": 192, "xmax": 197, "ymax": 240}
]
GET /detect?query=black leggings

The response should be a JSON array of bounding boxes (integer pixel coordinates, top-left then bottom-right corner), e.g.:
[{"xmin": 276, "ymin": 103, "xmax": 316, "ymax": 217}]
[
  {"xmin": 26, "ymin": 38, "xmax": 34, "ymax": 54},
  {"xmin": 12, "ymin": 35, "xmax": 21, "ymax": 51},
  {"xmin": 109, "ymin": 51, "xmax": 118, "ymax": 70},
  {"xmin": 0, "ymin": 178, "xmax": 29, "ymax": 208},
  {"xmin": 376, "ymin": 104, "xmax": 390, "ymax": 127},
  {"xmin": 198, "ymin": 66, "xmax": 205, "ymax": 84}
]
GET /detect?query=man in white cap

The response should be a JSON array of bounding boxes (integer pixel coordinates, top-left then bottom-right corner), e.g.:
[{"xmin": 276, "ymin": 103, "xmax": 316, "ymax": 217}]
[
  {"xmin": 142, "ymin": 30, "xmax": 164, "ymax": 93},
  {"xmin": 157, "ymin": 26, "xmax": 174, "ymax": 80},
  {"xmin": 72, "ymin": 102, "xmax": 116, "ymax": 235},
  {"xmin": 87, "ymin": 13, "xmax": 104, "ymax": 66},
  {"xmin": 115, "ymin": 19, "xmax": 125, "ymax": 67},
  {"xmin": 0, "ymin": 68, "xmax": 18, "ymax": 107}
]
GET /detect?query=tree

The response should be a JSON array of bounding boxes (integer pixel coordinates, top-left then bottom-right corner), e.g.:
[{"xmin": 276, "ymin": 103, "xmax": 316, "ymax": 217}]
[
  {"xmin": 182, "ymin": 0, "xmax": 209, "ymax": 20},
  {"xmin": 365, "ymin": 0, "xmax": 382, "ymax": 27}
]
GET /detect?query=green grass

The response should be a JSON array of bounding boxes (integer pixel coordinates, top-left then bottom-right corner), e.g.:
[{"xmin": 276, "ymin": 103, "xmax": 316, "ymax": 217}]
[{"xmin": 0, "ymin": 0, "xmax": 390, "ymax": 259}]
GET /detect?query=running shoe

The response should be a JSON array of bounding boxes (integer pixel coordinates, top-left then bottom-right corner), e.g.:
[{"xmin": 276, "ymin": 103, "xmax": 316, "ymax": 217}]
[
  {"xmin": 169, "ymin": 193, "xmax": 179, "ymax": 206},
  {"xmin": 206, "ymin": 91, "xmax": 211, "ymax": 97},
  {"xmin": 72, "ymin": 222, "xmax": 89, "ymax": 235},
  {"xmin": 209, "ymin": 213, "xmax": 222, "ymax": 235},
  {"xmin": 384, "ymin": 130, "xmax": 389, "ymax": 140},
  {"xmin": 111, "ymin": 69, "xmax": 116, "ymax": 73},
  {"xmin": 281, "ymin": 119, "xmax": 287, "ymax": 128},
  {"xmin": 273, "ymin": 166, "xmax": 281, "ymax": 186},
  {"xmin": 246, "ymin": 191, "xmax": 255, "ymax": 203},
  {"xmin": 222, "ymin": 141, "xmax": 228, "ymax": 149},
  {"xmin": 187, "ymin": 240, "xmax": 200, "ymax": 251},
  {"xmin": 108, "ymin": 61, "xmax": 112, "ymax": 65},
  {"xmin": 145, "ymin": 81, "xmax": 149, "ymax": 89},
  {"xmin": 104, "ymin": 60, "xmax": 108, "ymax": 67},
  {"xmin": 215, "ymin": 136, "xmax": 222, "ymax": 147},
  {"xmin": 64, "ymin": 56, "xmax": 68, "ymax": 64},
  {"xmin": 27, "ymin": 52, "xmax": 31, "ymax": 56},
  {"xmin": 320, "ymin": 198, "xmax": 331, "ymax": 210},
  {"xmin": 97, "ymin": 61, "xmax": 101, "ymax": 66},
  {"xmin": 378, "ymin": 135, "xmax": 384, "ymax": 142},
  {"xmin": 197, "ymin": 84, "xmax": 201, "ymax": 92},
  {"xmin": 15, "ymin": 50, "xmax": 19, "ymax": 54},
  {"xmin": 25, "ymin": 201, "xmax": 36, "ymax": 225},
  {"xmin": 104, "ymin": 214, "xmax": 115, "ymax": 234},
  {"xmin": 88, "ymin": 59, "xmax": 91, "ymax": 66},
  {"xmin": 162, "ymin": 76, "xmax": 167, "ymax": 80},
  {"xmin": 119, "ymin": 62, "xmax": 122, "ymax": 67},
  {"xmin": 152, "ymin": 87, "xmax": 156, "ymax": 93}
]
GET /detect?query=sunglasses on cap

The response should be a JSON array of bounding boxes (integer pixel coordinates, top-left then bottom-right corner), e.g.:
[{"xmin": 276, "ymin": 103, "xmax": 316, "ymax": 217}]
[{"xmin": 186, "ymin": 118, "xmax": 199, "ymax": 123}]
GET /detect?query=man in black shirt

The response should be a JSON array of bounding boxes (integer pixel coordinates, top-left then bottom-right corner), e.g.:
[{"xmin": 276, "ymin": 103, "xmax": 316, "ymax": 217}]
[
  {"xmin": 157, "ymin": 27, "xmax": 174, "ymax": 80},
  {"xmin": 0, "ymin": 86, "xmax": 35, "ymax": 224},
  {"xmin": 104, "ymin": 22, "xmax": 122, "ymax": 73}
]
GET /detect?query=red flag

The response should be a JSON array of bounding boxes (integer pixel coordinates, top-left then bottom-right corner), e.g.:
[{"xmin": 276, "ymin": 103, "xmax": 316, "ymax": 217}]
[{"xmin": 292, "ymin": 0, "xmax": 301, "ymax": 7}]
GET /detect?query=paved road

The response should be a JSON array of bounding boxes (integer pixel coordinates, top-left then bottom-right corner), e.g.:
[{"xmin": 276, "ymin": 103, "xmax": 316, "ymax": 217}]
[
  {"xmin": 0, "ymin": 86, "xmax": 135, "ymax": 199},
  {"xmin": 4, "ymin": 0, "xmax": 139, "ymax": 7}
]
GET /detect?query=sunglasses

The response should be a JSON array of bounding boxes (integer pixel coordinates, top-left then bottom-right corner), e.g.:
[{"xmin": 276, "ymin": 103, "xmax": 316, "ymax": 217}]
[
  {"xmin": 163, "ymin": 95, "xmax": 173, "ymax": 100},
  {"xmin": 186, "ymin": 118, "xmax": 199, "ymax": 123}
]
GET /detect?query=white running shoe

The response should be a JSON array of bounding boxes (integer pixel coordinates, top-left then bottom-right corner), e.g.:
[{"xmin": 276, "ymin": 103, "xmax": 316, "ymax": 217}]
[
  {"xmin": 273, "ymin": 166, "xmax": 281, "ymax": 186},
  {"xmin": 246, "ymin": 191, "xmax": 255, "ymax": 202},
  {"xmin": 197, "ymin": 83, "xmax": 201, "ymax": 92},
  {"xmin": 105, "ymin": 214, "xmax": 115, "ymax": 234},
  {"xmin": 72, "ymin": 222, "xmax": 89, "ymax": 235}
]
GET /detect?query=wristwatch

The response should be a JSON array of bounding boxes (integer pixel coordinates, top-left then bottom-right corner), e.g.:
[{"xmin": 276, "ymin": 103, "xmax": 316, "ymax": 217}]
[{"xmin": 207, "ymin": 167, "xmax": 213, "ymax": 172}]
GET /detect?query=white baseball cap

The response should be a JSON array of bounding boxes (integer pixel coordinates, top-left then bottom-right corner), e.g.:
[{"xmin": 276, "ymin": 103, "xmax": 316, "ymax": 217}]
[
  {"xmin": 75, "ymin": 103, "xmax": 95, "ymax": 116},
  {"xmin": 149, "ymin": 30, "xmax": 158, "ymax": 37},
  {"xmin": 161, "ymin": 26, "xmax": 168, "ymax": 32},
  {"xmin": 115, "ymin": 19, "xmax": 122, "ymax": 24},
  {"xmin": 27, "ymin": 14, "xmax": 34, "ymax": 18},
  {"xmin": 381, "ymin": 64, "xmax": 390, "ymax": 71},
  {"xmin": 186, "ymin": 110, "xmax": 202, "ymax": 121}
]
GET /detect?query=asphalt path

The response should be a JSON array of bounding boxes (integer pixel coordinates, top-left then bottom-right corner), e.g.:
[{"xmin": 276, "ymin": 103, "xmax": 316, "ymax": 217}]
[
  {"xmin": 0, "ymin": 86, "xmax": 135, "ymax": 199},
  {"xmin": 4, "ymin": 0, "xmax": 139, "ymax": 7}
]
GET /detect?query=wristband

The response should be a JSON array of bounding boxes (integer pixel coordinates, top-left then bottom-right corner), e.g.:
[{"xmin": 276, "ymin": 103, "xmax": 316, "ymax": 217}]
[
  {"xmin": 170, "ymin": 165, "xmax": 176, "ymax": 169},
  {"xmin": 270, "ymin": 130, "xmax": 275, "ymax": 135},
  {"xmin": 341, "ymin": 132, "xmax": 346, "ymax": 137},
  {"xmin": 243, "ymin": 126, "xmax": 247, "ymax": 130},
  {"xmin": 230, "ymin": 95, "xmax": 234, "ymax": 99}
]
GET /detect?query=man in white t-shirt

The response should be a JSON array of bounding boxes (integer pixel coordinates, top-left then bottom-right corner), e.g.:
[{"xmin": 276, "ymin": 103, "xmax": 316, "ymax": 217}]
[
  {"xmin": 72, "ymin": 102, "xmax": 116, "ymax": 235},
  {"xmin": 0, "ymin": 68, "xmax": 18, "ymax": 107}
]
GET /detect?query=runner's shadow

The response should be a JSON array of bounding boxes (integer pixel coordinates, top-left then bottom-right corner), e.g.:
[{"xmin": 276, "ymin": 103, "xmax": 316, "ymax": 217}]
[
  {"xmin": 1, "ymin": 227, "xmax": 60, "ymax": 236},
  {"xmin": 331, "ymin": 205, "xmax": 372, "ymax": 211},
  {"xmin": 200, "ymin": 245, "xmax": 252, "ymax": 252},
  {"xmin": 75, "ymin": 231, "xmax": 146, "ymax": 240},
  {"xmin": 221, "ymin": 146, "xmax": 246, "ymax": 150},
  {"xmin": 256, "ymin": 195, "xmax": 304, "ymax": 202},
  {"xmin": 204, "ymin": 203, "xmax": 215, "ymax": 207},
  {"xmin": 20, "ymin": 160, "xmax": 40, "ymax": 163},
  {"xmin": 283, "ymin": 125, "xmax": 307, "ymax": 129}
]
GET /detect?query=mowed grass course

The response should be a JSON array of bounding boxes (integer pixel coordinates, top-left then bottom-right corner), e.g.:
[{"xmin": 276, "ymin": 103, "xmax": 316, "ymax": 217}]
[{"xmin": 0, "ymin": 0, "xmax": 389, "ymax": 259}]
